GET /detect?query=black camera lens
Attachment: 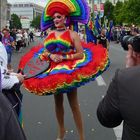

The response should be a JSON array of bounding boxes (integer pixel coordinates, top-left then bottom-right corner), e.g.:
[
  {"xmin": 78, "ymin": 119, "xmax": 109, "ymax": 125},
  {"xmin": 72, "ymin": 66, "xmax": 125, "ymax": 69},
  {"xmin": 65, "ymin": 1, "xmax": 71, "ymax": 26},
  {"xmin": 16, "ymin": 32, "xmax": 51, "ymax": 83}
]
[
  {"xmin": 121, "ymin": 35, "xmax": 140, "ymax": 52},
  {"xmin": 121, "ymin": 35, "xmax": 135, "ymax": 51}
]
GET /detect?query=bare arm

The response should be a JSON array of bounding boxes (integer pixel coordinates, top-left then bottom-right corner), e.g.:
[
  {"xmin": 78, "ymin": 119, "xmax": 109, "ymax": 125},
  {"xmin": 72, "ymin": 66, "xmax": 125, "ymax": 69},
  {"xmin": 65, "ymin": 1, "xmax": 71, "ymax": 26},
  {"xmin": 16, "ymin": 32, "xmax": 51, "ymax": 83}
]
[{"xmin": 70, "ymin": 31, "xmax": 84, "ymax": 59}]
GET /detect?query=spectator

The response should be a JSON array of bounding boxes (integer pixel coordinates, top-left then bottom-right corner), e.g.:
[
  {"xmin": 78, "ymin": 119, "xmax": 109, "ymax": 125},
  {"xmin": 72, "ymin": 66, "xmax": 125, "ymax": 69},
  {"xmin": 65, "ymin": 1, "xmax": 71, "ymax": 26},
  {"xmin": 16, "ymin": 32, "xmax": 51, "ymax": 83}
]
[
  {"xmin": 78, "ymin": 29, "xmax": 85, "ymax": 41},
  {"xmin": 0, "ymin": 41, "xmax": 25, "ymax": 119},
  {"xmin": 97, "ymin": 37, "xmax": 140, "ymax": 140},
  {"xmin": 23, "ymin": 30, "xmax": 29, "ymax": 47},
  {"xmin": 16, "ymin": 30, "xmax": 23, "ymax": 52},
  {"xmin": 97, "ymin": 28, "xmax": 108, "ymax": 49},
  {"xmin": 2, "ymin": 28, "xmax": 15, "ymax": 70},
  {"xmin": 10, "ymin": 28, "xmax": 17, "ymax": 41},
  {"xmin": 29, "ymin": 31, "xmax": 34, "ymax": 42}
]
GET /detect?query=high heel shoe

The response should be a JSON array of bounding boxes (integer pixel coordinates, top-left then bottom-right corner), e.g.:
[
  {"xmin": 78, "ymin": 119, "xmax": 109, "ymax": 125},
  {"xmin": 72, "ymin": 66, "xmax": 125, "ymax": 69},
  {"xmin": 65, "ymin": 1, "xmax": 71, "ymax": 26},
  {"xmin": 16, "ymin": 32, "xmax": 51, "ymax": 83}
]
[
  {"xmin": 56, "ymin": 138, "xmax": 65, "ymax": 140},
  {"xmin": 56, "ymin": 130, "xmax": 66, "ymax": 140},
  {"xmin": 56, "ymin": 136, "xmax": 65, "ymax": 140}
]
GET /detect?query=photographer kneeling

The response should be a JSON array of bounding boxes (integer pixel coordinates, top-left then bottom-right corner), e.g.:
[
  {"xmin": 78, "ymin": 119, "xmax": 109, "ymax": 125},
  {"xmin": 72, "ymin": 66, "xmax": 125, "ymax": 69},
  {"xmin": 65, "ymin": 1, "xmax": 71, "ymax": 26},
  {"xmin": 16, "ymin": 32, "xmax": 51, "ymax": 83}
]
[{"xmin": 97, "ymin": 35, "xmax": 140, "ymax": 140}]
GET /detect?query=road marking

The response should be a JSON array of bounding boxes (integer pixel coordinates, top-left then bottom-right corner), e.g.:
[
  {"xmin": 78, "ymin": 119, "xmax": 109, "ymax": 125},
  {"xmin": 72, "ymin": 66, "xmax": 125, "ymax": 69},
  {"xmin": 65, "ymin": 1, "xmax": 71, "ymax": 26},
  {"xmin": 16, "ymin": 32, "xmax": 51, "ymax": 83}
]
[
  {"xmin": 113, "ymin": 122, "xmax": 123, "ymax": 140},
  {"xmin": 96, "ymin": 75, "xmax": 106, "ymax": 86},
  {"xmin": 101, "ymin": 95, "xmax": 104, "ymax": 98},
  {"xmin": 96, "ymin": 73, "xmax": 123, "ymax": 140}
]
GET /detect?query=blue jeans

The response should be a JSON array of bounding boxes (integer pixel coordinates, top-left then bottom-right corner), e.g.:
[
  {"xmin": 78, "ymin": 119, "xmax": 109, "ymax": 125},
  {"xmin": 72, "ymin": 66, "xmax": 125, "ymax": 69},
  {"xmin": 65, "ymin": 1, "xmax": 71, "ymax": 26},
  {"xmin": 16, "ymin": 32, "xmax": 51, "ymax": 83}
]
[
  {"xmin": 6, "ymin": 46, "xmax": 13, "ymax": 64},
  {"xmin": 7, "ymin": 52, "xmax": 12, "ymax": 64}
]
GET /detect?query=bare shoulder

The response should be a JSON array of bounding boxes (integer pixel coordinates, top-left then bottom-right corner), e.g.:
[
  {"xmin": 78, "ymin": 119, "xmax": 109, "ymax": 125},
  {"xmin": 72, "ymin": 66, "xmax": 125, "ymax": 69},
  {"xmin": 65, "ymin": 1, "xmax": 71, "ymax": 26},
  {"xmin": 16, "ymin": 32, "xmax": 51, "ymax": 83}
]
[{"xmin": 69, "ymin": 30, "xmax": 79, "ymax": 39}]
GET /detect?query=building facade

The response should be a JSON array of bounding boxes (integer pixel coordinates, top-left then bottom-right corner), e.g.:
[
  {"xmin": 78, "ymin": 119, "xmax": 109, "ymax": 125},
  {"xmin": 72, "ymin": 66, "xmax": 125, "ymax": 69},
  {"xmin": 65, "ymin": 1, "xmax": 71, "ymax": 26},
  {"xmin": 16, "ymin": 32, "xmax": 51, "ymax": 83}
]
[
  {"xmin": 0, "ymin": 0, "xmax": 11, "ymax": 30},
  {"xmin": 87, "ymin": 0, "xmax": 126, "ymax": 14},
  {"xmin": 11, "ymin": 2, "xmax": 44, "ymax": 29},
  {"xmin": 88, "ymin": 0, "xmax": 125, "ymax": 5}
]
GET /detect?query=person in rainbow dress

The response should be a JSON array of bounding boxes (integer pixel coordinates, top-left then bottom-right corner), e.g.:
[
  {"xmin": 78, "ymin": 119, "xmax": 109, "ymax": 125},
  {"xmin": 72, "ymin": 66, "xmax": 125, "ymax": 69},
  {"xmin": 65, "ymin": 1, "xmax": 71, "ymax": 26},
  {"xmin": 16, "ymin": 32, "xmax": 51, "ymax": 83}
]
[{"xmin": 18, "ymin": 0, "xmax": 110, "ymax": 140}]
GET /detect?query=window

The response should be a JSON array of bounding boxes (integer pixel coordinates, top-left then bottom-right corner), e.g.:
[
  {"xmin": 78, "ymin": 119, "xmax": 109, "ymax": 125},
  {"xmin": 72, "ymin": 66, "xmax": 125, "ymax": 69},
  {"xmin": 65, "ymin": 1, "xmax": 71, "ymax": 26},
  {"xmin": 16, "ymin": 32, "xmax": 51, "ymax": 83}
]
[
  {"xmin": 24, "ymin": 4, "xmax": 29, "ymax": 7},
  {"xmin": 19, "ymin": 4, "xmax": 23, "ymax": 7}
]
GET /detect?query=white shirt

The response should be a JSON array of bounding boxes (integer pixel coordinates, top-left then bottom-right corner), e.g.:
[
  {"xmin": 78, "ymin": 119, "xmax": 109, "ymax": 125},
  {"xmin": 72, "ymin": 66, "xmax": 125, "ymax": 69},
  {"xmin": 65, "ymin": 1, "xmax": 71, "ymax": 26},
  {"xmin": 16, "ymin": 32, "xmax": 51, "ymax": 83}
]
[
  {"xmin": 0, "ymin": 42, "xmax": 19, "ymax": 89},
  {"xmin": 0, "ymin": 42, "xmax": 7, "ymax": 68},
  {"xmin": 16, "ymin": 33, "xmax": 23, "ymax": 41},
  {"xmin": 78, "ymin": 32, "xmax": 85, "ymax": 41},
  {"xmin": 24, "ymin": 32, "xmax": 28, "ymax": 39}
]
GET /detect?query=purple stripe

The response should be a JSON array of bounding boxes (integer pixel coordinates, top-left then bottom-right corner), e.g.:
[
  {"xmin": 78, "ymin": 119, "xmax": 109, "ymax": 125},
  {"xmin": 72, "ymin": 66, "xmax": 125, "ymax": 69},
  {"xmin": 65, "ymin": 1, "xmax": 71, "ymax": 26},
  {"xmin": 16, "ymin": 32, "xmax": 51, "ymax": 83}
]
[{"xmin": 0, "ymin": 68, "xmax": 1, "ymax": 92}]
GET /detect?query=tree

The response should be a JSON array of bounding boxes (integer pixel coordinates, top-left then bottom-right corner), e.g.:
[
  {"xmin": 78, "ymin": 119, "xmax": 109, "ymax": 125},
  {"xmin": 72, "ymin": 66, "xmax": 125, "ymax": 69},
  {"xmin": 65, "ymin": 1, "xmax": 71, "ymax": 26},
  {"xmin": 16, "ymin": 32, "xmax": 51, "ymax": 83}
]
[
  {"xmin": 123, "ymin": 0, "xmax": 140, "ymax": 25},
  {"xmin": 104, "ymin": 0, "xmax": 114, "ymax": 22},
  {"xmin": 30, "ymin": 15, "xmax": 41, "ymax": 29},
  {"xmin": 10, "ymin": 14, "xmax": 22, "ymax": 29},
  {"xmin": 113, "ymin": 1, "xmax": 123, "ymax": 25},
  {"xmin": 113, "ymin": 0, "xmax": 140, "ymax": 26}
]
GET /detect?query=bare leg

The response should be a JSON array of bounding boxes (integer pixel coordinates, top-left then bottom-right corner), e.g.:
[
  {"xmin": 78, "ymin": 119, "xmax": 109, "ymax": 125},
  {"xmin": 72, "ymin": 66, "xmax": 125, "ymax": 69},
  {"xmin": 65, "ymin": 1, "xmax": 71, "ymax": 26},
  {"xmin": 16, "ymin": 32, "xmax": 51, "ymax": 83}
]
[
  {"xmin": 54, "ymin": 94, "xmax": 65, "ymax": 139},
  {"xmin": 67, "ymin": 89, "xmax": 85, "ymax": 140}
]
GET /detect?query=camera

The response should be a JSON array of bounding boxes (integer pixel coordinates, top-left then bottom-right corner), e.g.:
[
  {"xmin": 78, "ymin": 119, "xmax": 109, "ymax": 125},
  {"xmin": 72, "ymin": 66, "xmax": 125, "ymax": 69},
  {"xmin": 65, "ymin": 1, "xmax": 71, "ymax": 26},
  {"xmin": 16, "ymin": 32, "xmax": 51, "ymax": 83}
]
[{"xmin": 121, "ymin": 35, "xmax": 140, "ymax": 52}]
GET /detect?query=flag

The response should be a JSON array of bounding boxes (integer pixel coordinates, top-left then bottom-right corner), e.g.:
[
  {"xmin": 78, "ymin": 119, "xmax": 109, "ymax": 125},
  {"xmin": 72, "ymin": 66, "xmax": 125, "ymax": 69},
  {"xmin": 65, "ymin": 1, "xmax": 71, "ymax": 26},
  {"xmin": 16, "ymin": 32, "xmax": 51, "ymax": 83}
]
[
  {"xmin": 106, "ymin": 20, "xmax": 114, "ymax": 42},
  {"xmin": 85, "ymin": 25, "xmax": 97, "ymax": 43},
  {"xmin": 95, "ymin": 14, "xmax": 101, "ymax": 34}
]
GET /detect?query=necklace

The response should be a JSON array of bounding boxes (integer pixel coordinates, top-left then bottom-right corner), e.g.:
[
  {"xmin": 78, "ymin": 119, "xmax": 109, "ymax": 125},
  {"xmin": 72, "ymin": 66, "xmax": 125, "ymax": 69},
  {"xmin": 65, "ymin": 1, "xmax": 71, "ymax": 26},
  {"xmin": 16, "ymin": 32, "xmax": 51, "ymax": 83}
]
[{"xmin": 56, "ymin": 28, "xmax": 66, "ymax": 32}]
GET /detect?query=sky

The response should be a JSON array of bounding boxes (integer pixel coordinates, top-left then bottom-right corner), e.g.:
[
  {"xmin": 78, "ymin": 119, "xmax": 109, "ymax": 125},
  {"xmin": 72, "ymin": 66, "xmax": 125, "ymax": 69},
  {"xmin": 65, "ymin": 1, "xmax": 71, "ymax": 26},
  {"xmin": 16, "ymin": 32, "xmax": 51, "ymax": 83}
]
[{"xmin": 7, "ymin": 0, "xmax": 48, "ymax": 7}]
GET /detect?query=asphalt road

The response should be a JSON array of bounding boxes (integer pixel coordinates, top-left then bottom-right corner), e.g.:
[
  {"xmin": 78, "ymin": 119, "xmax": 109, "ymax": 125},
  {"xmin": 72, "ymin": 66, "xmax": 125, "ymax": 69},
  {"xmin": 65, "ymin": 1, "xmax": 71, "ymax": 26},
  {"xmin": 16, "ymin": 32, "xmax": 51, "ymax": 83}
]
[{"xmin": 11, "ymin": 39, "xmax": 126, "ymax": 140}]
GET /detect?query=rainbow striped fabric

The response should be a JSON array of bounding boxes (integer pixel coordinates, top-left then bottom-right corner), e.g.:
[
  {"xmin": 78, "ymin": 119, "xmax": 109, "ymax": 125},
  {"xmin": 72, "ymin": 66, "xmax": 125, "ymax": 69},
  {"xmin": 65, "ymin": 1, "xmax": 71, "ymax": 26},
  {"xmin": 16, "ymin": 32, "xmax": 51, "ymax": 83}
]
[{"xmin": 41, "ymin": 0, "xmax": 90, "ymax": 31}]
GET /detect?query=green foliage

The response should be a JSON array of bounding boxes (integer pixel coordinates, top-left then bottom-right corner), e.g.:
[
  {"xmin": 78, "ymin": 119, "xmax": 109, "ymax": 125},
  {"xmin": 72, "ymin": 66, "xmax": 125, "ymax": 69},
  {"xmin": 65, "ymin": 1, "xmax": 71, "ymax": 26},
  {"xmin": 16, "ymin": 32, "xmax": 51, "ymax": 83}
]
[
  {"xmin": 113, "ymin": 1, "xmax": 123, "ymax": 25},
  {"xmin": 10, "ymin": 14, "xmax": 22, "ymax": 29},
  {"xmin": 103, "ymin": 0, "xmax": 140, "ymax": 26},
  {"xmin": 113, "ymin": 0, "xmax": 140, "ymax": 25},
  {"xmin": 124, "ymin": 0, "xmax": 140, "ymax": 25},
  {"xmin": 104, "ymin": 0, "xmax": 114, "ymax": 21},
  {"xmin": 30, "ymin": 16, "xmax": 41, "ymax": 29}
]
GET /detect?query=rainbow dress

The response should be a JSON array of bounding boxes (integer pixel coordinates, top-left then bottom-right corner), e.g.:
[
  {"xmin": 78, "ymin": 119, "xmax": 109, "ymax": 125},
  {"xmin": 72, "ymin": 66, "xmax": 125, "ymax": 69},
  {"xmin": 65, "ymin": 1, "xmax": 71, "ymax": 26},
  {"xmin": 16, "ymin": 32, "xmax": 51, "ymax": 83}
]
[{"xmin": 19, "ymin": 30, "xmax": 109, "ymax": 95}]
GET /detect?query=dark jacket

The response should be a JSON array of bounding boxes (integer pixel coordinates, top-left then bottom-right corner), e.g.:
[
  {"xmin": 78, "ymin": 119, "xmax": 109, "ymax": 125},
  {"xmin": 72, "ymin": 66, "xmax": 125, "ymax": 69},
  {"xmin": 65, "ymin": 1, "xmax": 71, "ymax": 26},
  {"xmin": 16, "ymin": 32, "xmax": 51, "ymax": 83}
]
[
  {"xmin": 97, "ymin": 66, "xmax": 140, "ymax": 140},
  {"xmin": 0, "ymin": 93, "xmax": 27, "ymax": 140},
  {"xmin": 97, "ymin": 34, "xmax": 107, "ymax": 48}
]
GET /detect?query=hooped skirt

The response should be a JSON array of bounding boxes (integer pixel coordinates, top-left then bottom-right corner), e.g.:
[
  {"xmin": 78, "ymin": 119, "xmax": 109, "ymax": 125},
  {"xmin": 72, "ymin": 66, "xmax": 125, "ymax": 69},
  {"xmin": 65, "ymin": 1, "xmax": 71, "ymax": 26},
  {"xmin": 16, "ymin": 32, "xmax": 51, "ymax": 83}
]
[{"xmin": 19, "ymin": 42, "xmax": 109, "ymax": 95}]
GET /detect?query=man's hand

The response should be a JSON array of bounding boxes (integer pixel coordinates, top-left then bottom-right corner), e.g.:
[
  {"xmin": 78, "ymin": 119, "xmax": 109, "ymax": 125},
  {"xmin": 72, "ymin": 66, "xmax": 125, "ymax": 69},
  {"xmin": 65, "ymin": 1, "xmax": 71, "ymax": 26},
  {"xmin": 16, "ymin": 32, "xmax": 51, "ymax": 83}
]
[{"xmin": 13, "ymin": 73, "xmax": 26, "ymax": 82}]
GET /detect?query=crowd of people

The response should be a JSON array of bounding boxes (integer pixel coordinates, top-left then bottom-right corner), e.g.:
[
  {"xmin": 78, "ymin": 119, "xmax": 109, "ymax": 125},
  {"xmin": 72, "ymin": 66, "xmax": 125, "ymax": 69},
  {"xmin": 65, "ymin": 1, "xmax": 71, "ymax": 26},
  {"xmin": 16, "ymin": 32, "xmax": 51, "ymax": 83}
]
[
  {"xmin": 0, "ymin": 27, "xmax": 36, "ymax": 51},
  {"xmin": 0, "ymin": 27, "xmax": 38, "ymax": 70},
  {"xmin": 111, "ymin": 25, "xmax": 140, "ymax": 43}
]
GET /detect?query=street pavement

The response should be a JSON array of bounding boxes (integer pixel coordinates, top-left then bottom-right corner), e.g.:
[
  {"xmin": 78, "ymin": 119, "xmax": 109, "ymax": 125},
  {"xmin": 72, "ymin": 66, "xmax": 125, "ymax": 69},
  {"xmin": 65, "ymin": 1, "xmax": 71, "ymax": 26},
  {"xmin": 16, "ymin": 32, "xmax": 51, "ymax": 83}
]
[{"xmin": 11, "ymin": 39, "xmax": 126, "ymax": 140}]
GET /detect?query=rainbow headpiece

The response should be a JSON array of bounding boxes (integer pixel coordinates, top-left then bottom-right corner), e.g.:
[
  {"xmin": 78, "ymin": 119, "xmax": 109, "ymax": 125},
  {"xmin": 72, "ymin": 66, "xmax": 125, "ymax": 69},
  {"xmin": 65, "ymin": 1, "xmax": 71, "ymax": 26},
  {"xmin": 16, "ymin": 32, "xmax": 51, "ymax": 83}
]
[{"xmin": 41, "ymin": 0, "xmax": 90, "ymax": 31}]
